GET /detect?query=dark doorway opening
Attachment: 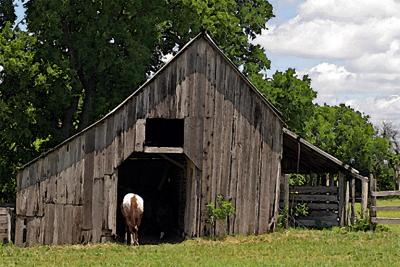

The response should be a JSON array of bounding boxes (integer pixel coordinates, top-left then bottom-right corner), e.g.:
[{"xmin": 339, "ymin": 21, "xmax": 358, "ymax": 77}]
[
  {"xmin": 117, "ymin": 152, "xmax": 187, "ymax": 244},
  {"xmin": 145, "ymin": 118, "xmax": 184, "ymax": 147}
]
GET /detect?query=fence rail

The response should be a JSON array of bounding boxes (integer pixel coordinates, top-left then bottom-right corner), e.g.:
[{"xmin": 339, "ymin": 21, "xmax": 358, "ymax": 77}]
[
  {"xmin": 371, "ymin": 191, "xmax": 400, "ymax": 197},
  {"xmin": 369, "ymin": 175, "xmax": 400, "ymax": 228}
]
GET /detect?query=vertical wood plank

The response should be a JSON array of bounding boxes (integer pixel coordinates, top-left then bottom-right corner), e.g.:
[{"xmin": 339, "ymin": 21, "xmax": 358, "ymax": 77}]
[
  {"xmin": 345, "ymin": 180, "xmax": 350, "ymax": 225},
  {"xmin": 361, "ymin": 179, "xmax": 369, "ymax": 219},
  {"xmin": 135, "ymin": 119, "xmax": 146, "ymax": 152},
  {"xmin": 369, "ymin": 174, "xmax": 377, "ymax": 229},
  {"xmin": 92, "ymin": 177, "xmax": 104, "ymax": 242},
  {"xmin": 338, "ymin": 172, "xmax": 346, "ymax": 226},
  {"xmin": 283, "ymin": 174, "xmax": 290, "ymax": 228},
  {"xmin": 44, "ymin": 204, "xmax": 55, "ymax": 245},
  {"xmin": 350, "ymin": 177, "xmax": 356, "ymax": 224}
]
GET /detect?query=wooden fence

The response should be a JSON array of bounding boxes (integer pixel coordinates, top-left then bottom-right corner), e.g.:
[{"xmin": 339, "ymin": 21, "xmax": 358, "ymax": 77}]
[
  {"xmin": 370, "ymin": 175, "xmax": 400, "ymax": 226},
  {"xmin": 280, "ymin": 173, "xmax": 369, "ymax": 228},
  {"xmin": 0, "ymin": 206, "xmax": 14, "ymax": 243}
]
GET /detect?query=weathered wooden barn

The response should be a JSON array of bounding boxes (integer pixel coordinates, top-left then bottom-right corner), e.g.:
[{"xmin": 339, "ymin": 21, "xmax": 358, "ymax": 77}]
[{"xmin": 15, "ymin": 33, "xmax": 285, "ymax": 246}]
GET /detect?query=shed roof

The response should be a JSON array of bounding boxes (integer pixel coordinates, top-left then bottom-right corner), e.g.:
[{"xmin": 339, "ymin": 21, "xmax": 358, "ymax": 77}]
[{"xmin": 282, "ymin": 128, "xmax": 368, "ymax": 181}]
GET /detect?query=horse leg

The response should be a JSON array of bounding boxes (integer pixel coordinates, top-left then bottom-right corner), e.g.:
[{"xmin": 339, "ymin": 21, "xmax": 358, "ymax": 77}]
[
  {"xmin": 130, "ymin": 231, "xmax": 134, "ymax": 245},
  {"xmin": 135, "ymin": 231, "xmax": 140, "ymax": 246},
  {"xmin": 124, "ymin": 225, "xmax": 129, "ymax": 245}
]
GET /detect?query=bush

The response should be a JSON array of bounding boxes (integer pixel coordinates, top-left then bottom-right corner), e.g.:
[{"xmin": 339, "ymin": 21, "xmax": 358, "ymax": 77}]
[{"xmin": 206, "ymin": 194, "xmax": 235, "ymax": 237}]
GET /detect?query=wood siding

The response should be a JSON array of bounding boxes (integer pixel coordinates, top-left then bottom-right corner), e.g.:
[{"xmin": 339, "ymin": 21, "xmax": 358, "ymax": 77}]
[
  {"xmin": 0, "ymin": 207, "xmax": 13, "ymax": 243},
  {"xmin": 15, "ymin": 35, "xmax": 282, "ymax": 246}
]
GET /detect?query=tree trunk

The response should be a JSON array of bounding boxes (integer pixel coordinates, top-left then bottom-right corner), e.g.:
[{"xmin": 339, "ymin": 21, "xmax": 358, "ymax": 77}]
[
  {"xmin": 79, "ymin": 75, "xmax": 96, "ymax": 130},
  {"xmin": 59, "ymin": 94, "xmax": 80, "ymax": 140}
]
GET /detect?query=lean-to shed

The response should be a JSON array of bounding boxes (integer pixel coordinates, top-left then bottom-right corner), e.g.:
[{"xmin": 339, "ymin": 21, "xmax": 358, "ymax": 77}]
[{"xmin": 15, "ymin": 33, "xmax": 284, "ymax": 246}]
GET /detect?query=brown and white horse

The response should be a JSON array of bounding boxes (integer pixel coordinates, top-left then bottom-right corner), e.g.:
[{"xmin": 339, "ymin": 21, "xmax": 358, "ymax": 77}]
[{"xmin": 121, "ymin": 193, "xmax": 144, "ymax": 246}]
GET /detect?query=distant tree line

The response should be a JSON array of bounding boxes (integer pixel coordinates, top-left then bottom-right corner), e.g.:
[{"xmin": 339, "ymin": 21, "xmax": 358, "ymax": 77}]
[{"xmin": 0, "ymin": 0, "xmax": 399, "ymax": 204}]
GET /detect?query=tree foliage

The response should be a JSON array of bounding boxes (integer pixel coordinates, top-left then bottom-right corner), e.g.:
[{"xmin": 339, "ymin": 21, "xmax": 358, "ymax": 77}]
[
  {"xmin": 253, "ymin": 68, "xmax": 317, "ymax": 135},
  {"xmin": 0, "ymin": 0, "xmax": 15, "ymax": 29},
  {"xmin": 0, "ymin": 22, "xmax": 71, "ymax": 203},
  {"xmin": 24, "ymin": 0, "xmax": 274, "ymax": 134},
  {"xmin": 303, "ymin": 104, "xmax": 395, "ymax": 189}
]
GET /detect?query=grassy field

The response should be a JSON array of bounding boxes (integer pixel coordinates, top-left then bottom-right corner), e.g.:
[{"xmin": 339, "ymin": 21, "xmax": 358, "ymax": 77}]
[{"xmin": 2, "ymin": 199, "xmax": 400, "ymax": 267}]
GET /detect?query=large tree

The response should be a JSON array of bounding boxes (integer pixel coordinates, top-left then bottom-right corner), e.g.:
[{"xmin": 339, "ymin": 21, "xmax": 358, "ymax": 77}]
[
  {"xmin": 24, "ymin": 0, "xmax": 274, "ymax": 136},
  {"xmin": 303, "ymin": 104, "xmax": 395, "ymax": 189}
]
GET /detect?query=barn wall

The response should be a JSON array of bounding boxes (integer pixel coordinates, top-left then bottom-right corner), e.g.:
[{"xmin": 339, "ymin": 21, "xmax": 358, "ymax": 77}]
[
  {"xmin": 0, "ymin": 207, "xmax": 13, "ymax": 243},
  {"xmin": 15, "ymin": 36, "xmax": 282, "ymax": 246}
]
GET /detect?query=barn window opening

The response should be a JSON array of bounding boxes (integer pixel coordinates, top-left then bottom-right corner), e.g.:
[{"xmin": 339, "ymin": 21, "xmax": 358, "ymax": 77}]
[
  {"xmin": 145, "ymin": 119, "xmax": 184, "ymax": 147},
  {"xmin": 116, "ymin": 152, "xmax": 187, "ymax": 245}
]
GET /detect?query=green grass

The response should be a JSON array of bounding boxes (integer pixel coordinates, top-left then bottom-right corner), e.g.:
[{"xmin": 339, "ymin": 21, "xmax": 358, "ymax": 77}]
[
  {"xmin": 2, "ymin": 230, "xmax": 400, "ymax": 266},
  {"xmin": 2, "ymin": 199, "xmax": 400, "ymax": 267}
]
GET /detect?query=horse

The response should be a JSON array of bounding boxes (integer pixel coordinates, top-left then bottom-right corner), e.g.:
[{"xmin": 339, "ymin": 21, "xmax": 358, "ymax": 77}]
[{"xmin": 121, "ymin": 193, "xmax": 144, "ymax": 245}]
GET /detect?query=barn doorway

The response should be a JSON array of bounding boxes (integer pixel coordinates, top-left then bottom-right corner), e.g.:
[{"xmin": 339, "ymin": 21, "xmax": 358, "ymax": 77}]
[{"xmin": 117, "ymin": 152, "xmax": 187, "ymax": 244}]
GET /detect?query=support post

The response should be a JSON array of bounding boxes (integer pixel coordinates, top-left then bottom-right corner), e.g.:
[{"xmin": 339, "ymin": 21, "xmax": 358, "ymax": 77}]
[
  {"xmin": 338, "ymin": 172, "xmax": 346, "ymax": 226},
  {"xmin": 284, "ymin": 174, "xmax": 289, "ymax": 229},
  {"xmin": 350, "ymin": 177, "xmax": 356, "ymax": 224},
  {"xmin": 361, "ymin": 179, "xmax": 368, "ymax": 219},
  {"xmin": 272, "ymin": 162, "xmax": 282, "ymax": 231},
  {"xmin": 345, "ymin": 180, "xmax": 350, "ymax": 225},
  {"xmin": 326, "ymin": 173, "xmax": 330, "ymax": 187},
  {"xmin": 369, "ymin": 174, "xmax": 377, "ymax": 230}
]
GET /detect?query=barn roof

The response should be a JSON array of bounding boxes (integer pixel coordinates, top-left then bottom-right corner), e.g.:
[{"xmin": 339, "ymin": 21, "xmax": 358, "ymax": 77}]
[
  {"xmin": 282, "ymin": 128, "xmax": 368, "ymax": 181},
  {"xmin": 20, "ymin": 32, "xmax": 283, "ymax": 169}
]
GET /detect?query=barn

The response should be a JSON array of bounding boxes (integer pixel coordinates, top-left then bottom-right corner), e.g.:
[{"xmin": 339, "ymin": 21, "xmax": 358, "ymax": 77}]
[{"xmin": 15, "ymin": 33, "xmax": 284, "ymax": 246}]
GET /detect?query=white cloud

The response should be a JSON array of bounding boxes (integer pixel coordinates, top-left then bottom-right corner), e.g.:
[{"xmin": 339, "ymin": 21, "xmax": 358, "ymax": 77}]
[
  {"xmin": 345, "ymin": 96, "xmax": 400, "ymax": 127},
  {"xmin": 257, "ymin": 16, "xmax": 400, "ymax": 59},
  {"xmin": 256, "ymin": 0, "xmax": 400, "ymax": 126},
  {"xmin": 351, "ymin": 40, "xmax": 400, "ymax": 73},
  {"xmin": 299, "ymin": 63, "xmax": 400, "ymax": 96},
  {"xmin": 297, "ymin": 62, "xmax": 400, "ymax": 127},
  {"xmin": 299, "ymin": 0, "xmax": 400, "ymax": 22}
]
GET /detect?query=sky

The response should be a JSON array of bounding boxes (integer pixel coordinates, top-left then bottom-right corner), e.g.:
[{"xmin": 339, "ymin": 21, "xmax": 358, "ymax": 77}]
[{"xmin": 255, "ymin": 0, "xmax": 400, "ymax": 129}]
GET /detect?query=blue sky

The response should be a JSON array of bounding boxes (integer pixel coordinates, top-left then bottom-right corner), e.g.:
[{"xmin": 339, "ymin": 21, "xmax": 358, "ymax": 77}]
[{"xmin": 14, "ymin": 1, "xmax": 24, "ymax": 24}]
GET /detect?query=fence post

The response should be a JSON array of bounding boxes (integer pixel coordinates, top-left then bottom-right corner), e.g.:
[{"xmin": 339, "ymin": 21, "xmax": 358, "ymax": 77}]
[
  {"xmin": 350, "ymin": 177, "xmax": 356, "ymax": 224},
  {"xmin": 361, "ymin": 179, "xmax": 368, "ymax": 219},
  {"xmin": 369, "ymin": 174, "xmax": 377, "ymax": 230}
]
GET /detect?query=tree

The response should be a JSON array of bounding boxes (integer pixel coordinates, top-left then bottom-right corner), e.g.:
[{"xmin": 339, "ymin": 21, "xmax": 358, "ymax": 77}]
[
  {"xmin": 379, "ymin": 122, "xmax": 400, "ymax": 189},
  {"xmin": 163, "ymin": 0, "xmax": 273, "ymax": 76},
  {"xmin": 0, "ymin": 22, "xmax": 71, "ymax": 203},
  {"xmin": 24, "ymin": 0, "xmax": 274, "ymax": 136},
  {"xmin": 380, "ymin": 121, "xmax": 400, "ymax": 154},
  {"xmin": 0, "ymin": 0, "xmax": 15, "ymax": 29},
  {"xmin": 252, "ymin": 68, "xmax": 317, "ymax": 135},
  {"xmin": 303, "ymin": 104, "xmax": 396, "ymax": 189}
]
